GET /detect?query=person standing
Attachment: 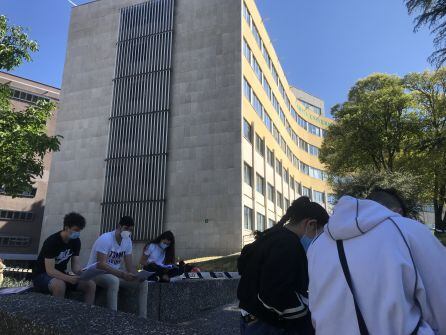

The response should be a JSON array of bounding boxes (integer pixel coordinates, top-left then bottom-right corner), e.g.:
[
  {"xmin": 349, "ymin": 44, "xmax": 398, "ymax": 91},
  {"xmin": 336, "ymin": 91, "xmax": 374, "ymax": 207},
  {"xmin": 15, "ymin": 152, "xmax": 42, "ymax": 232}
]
[
  {"xmin": 237, "ymin": 197, "xmax": 329, "ymax": 335},
  {"xmin": 308, "ymin": 189, "xmax": 446, "ymax": 335},
  {"xmin": 32, "ymin": 213, "xmax": 96, "ymax": 304},
  {"xmin": 87, "ymin": 216, "xmax": 148, "ymax": 318}
]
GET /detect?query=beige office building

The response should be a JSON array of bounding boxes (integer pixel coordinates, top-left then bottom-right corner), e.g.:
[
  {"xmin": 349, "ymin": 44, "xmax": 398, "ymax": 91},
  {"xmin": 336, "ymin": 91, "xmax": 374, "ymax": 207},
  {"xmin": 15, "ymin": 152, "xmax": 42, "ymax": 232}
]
[{"xmin": 42, "ymin": 0, "xmax": 332, "ymax": 263}]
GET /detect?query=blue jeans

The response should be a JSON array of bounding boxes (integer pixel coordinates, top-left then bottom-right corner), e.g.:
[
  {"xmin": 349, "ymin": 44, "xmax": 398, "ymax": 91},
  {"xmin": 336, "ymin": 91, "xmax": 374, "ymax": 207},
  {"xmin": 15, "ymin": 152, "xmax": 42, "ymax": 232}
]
[{"xmin": 240, "ymin": 316, "xmax": 300, "ymax": 335}]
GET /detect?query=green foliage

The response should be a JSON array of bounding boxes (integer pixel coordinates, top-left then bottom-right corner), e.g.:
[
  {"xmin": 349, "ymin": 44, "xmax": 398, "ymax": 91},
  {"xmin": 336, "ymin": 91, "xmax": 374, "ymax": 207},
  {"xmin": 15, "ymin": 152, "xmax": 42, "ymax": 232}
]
[
  {"xmin": 0, "ymin": 15, "xmax": 61, "ymax": 196},
  {"xmin": 330, "ymin": 170, "xmax": 426, "ymax": 219},
  {"xmin": 0, "ymin": 15, "xmax": 38, "ymax": 71},
  {"xmin": 322, "ymin": 70, "xmax": 446, "ymax": 230}
]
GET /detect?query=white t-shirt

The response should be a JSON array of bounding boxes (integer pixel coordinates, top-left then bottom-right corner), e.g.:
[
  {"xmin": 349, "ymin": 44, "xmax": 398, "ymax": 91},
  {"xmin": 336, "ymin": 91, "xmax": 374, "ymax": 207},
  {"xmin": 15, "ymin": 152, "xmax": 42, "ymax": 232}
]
[
  {"xmin": 144, "ymin": 243, "xmax": 165, "ymax": 266},
  {"xmin": 87, "ymin": 231, "xmax": 132, "ymax": 269}
]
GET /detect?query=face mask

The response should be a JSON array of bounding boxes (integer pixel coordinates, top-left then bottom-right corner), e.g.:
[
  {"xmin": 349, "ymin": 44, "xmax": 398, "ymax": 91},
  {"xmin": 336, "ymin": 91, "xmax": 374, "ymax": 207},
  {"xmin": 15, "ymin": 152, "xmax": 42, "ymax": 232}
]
[
  {"xmin": 159, "ymin": 242, "xmax": 170, "ymax": 250},
  {"xmin": 300, "ymin": 235, "xmax": 312, "ymax": 252},
  {"xmin": 69, "ymin": 231, "xmax": 80, "ymax": 240},
  {"xmin": 121, "ymin": 231, "xmax": 131, "ymax": 240}
]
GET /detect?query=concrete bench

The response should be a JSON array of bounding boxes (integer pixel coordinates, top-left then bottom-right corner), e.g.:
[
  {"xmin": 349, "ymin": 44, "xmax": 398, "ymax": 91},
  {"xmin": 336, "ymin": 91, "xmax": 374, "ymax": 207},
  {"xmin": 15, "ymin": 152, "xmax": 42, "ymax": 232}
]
[{"xmin": 68, "ymin": 278, "xmax": 239, "ymax": 322}]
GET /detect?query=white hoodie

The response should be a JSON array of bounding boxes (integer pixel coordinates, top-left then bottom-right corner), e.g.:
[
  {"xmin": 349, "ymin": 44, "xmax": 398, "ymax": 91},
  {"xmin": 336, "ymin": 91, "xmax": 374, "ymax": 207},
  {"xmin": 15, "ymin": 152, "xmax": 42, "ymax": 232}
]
[{"xmin": 308, "ymin": 196, "xmax": 446, "ymax": 335}]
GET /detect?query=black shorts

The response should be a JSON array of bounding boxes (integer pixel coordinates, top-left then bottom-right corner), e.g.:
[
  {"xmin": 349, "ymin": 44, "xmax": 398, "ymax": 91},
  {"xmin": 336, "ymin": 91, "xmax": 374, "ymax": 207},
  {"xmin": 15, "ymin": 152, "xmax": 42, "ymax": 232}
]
[{"xmin": 32, "ymin": 273, "xmax": 78, "ymax": 294}]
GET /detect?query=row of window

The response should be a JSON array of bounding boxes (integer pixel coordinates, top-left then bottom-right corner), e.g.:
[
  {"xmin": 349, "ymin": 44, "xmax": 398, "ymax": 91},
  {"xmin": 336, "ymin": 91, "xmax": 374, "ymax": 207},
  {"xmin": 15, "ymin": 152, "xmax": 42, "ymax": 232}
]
[
  {"xmin": 0, "ymin": 187, "xmax": 37, "ymax": 198},
  {"xmin": 244, "ymin": 206, "xmax": 276, "ymax": 232},
  {"xmin": 0, "ymin": 210, "xmax": 34, "ymax": 221},
  {"xmin": 10, "ymin": 88, "xmax": 51, "ymax": 104},
  {"xmin": 0, "ymin": 235, "xmax": 31, "ymax": 247},
  {"xmin": 244, "ymin": 161, "xmax": 325, "ymax": 206},
  {"xmin": 242, "ymin": 4, "xmax": 325, "ymax": 137},
  {"xmin": 243, "ymin": 119, "xmax": 326, "ymax": 181}
]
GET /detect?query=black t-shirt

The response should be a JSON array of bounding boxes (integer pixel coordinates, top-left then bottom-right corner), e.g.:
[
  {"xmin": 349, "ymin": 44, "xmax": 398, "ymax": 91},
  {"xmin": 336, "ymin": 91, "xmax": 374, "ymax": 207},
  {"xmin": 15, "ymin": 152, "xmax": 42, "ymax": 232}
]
[{"xmin": 33, "ymin": 231, "xmax": 81, "ymax": 277}]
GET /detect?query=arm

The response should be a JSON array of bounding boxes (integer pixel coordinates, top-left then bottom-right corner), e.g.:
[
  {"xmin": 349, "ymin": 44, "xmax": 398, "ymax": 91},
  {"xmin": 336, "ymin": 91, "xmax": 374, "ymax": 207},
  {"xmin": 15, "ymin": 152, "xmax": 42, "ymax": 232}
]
[
  {"xmin": 71, "ymin": 256, "xmax": 82, "ymax": 275},
  {"xmin": 45, "ymin": 258, "xmax": 78, "ymax": 284},
  {"xmin": 124, "ymin": 254, "xmax": 138, "ymax": 275},
  {"xmin": 96, "ymin": 252, "xmax": 128, "ymax": 279},
  {"xmin": 140, "ymin": 246, "xmax": 149, "ymax": 267},
  {"xmin": 258, "ymin": 242, "xmax": 309, "ymax": 321}
]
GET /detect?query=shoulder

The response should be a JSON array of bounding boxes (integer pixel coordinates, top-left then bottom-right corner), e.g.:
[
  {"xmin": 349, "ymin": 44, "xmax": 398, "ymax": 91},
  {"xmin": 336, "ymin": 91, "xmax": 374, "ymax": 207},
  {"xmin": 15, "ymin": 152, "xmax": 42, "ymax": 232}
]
[{"xmin": 43, "ymin": 232, "xmax": 60, "ymax": 245}]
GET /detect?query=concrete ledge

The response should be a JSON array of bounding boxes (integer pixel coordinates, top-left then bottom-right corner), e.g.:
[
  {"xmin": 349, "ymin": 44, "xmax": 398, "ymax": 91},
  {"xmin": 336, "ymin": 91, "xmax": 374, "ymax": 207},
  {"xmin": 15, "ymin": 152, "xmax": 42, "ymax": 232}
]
[
  {"xmin": 69, "ymin": 278, "xmax": 239, "ymax": 322},
  {"xmin": 0, "ymin": 293, "xmax": 186, "ymax": 335}
]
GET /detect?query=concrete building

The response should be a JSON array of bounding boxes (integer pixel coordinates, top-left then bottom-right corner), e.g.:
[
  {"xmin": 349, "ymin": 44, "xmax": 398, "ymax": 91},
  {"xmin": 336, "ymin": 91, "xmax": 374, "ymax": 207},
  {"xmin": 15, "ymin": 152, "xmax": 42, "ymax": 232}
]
[
  {"xmin": 42, "ymin": 0, "xmax": 333, "ymax": 263},
  {"xmin": 0, "ymin": 72, "xmax": 60, "ymax": 263}
]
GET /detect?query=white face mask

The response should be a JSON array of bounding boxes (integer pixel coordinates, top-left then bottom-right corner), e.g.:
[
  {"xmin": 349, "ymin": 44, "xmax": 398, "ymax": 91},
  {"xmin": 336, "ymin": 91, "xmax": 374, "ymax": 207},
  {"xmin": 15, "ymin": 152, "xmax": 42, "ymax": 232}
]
[{"xmin": 120, "ymin": 230, "xmax": 131, "ymax": 240}]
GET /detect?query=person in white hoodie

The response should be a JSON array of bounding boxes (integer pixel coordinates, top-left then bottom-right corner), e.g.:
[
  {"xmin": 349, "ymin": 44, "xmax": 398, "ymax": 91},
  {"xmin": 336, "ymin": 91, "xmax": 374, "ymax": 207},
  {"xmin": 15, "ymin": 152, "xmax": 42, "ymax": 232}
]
[{"xmin": 308, "ymin": 189, "xmax": 446, "ymax": 335}]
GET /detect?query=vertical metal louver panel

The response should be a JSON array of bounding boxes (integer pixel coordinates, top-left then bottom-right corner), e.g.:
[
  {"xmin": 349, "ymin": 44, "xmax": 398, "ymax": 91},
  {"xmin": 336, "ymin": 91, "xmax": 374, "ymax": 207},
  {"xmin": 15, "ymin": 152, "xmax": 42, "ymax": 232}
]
[{"xmin": 101, "ymin": 0, "xmax": 174, "ymax": 241}]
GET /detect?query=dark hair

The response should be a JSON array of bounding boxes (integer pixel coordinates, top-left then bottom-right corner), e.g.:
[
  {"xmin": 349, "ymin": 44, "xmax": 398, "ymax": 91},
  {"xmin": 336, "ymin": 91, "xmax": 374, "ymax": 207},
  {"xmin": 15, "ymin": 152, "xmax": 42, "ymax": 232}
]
[
  {"xmin": 278, "ymin": 196, "xmax": 329, "ymax": 227},
  {"xmin": 119, "ymin": 216, "xmax": 135, "ymax": 227},
  {"xmin": 258, "ymin": 197, "xmax": 329, "ymax": 238},
  {"xmin": 367, "ymin": 187, "xmax": 408, "ymax": 217},
  {"xmin": 147, "ymin": 231, "xmax": 175, "ymax": 264},
  {"xmin": 63, "ymin": 212, "xmax": 86, "ymax": 230}
]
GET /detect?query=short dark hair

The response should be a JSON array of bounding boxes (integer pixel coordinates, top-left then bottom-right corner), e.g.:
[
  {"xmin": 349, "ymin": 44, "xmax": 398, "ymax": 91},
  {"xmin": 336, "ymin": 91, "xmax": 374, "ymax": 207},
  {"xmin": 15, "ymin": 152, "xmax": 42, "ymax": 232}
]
[
  {"xmin": 367, "ymin": 187, "xmax": 408, "ymax": 216},
  {"xmin": 279, "ymin": 196, "xmax": 330, "ymax": 227},
  {"xmin": 119, "ymin": 216, "xmax": 134, "ymax": 227},
  {"xmin": 63, "ymin": 212, "xmax": 86, "ymax": 229}
]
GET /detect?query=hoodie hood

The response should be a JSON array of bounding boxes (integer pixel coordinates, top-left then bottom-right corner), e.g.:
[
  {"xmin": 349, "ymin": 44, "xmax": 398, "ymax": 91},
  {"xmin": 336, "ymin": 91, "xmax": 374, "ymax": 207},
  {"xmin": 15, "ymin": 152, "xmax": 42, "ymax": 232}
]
[{"xmin": 325, "ymin": 195, "xmax": 400, "ymax": 240}]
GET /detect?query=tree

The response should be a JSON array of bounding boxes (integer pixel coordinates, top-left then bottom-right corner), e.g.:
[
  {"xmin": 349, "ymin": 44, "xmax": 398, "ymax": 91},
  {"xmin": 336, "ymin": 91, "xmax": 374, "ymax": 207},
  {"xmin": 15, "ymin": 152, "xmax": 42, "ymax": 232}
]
[
  {"xmin": 405, "ymin": 0, "xmax": 446, "ymax": 67},
  {"xmin": 404, "ymin": 69, "xmax": 446, "ymax": 231},
  {"xmin": 0, "ymin": 15, "xmax": 61, "ymax": 197},
  {"xmin": 320, "ymin": 73, "xmax": 419, "ymax": 175}
]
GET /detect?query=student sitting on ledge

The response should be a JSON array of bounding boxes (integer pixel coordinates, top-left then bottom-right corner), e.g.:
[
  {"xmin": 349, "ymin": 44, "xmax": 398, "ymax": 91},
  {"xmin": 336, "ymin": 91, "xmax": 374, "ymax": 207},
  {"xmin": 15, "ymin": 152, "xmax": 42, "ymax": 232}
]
[
  {"xmin": 32, "ymin": 213, "xmax": 96, "ymax": 304},
  {"xmin": 87, "ymin": 216, "xmax": 148, "ymax": 318},
  {"xmin": 140, "ymin": 231, "xmax": 194, "ymax": 282}
]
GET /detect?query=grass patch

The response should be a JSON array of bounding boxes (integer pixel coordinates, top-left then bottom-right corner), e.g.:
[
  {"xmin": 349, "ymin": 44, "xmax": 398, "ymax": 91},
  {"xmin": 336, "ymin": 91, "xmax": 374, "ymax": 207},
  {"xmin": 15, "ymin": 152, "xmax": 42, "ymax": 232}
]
[{"xmin": 188, "ymin": 254, "xmax": 240, "ymax": 272}]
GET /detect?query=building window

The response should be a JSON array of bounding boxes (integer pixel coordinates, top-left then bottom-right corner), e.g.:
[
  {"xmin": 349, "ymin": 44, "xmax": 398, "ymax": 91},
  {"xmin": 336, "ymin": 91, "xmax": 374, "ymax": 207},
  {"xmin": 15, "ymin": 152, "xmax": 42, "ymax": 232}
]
[
  {"xmin": 309, "ymin": 144, "xmax": 319, "ymax": 157},
  {"xmin": 0, "ymin": 235, "xmax": 31, "ymax": 247},
  {"xmin": 284, "ymin": 197, "xmax": 290, "ymax": 210},
  {"xmin": 263, "ymin": 112, "xmax": 272, "ymax": 132},
  {"xmin": 243, "ymin": 39, "xmax": 252, "ymax": 63},
  {"xmin": 243, "ymin": 119, "xmax": 252, "ymax": 143},
  {"xmin": 256, "ymin": 174, "xmax": 265, "ymax": 195},
  {"xmin": 10, "ymin": 88, "xmax": 51, "ymax": 104},
  {"xmin": 0, "ymin": 187, "xmax": 37, "ymax": 198},
  {"xmin": 252, "ymin": 57, "xmax": 262, "ymax": 82},
  {"xmin": 243, "ymin": 3, "xmax": 251, "ymax": 26},
  {"xmin": 277, "ymin": 191, "xmax": 283, "ymax": 209},
  {"xmin": 308, "ymin": 123, "xmax": 321, "ymax": 137},
  {"xmin": 243, "ymin": 77, "xmax": 252, "ymax": 103},
  {"xmin": 283, "ymin": 169, "xmax": 289, "ymax": 184},
  {"xmin": 290, "ymin": 177, "xmax": 295, "ymax": 190},
  {"xmin": 244, "ymin": 163, "xmax": 253, "ymax": 187},
  {"xmin": 267, "ymin": 183, "xmax": 275, "ymax": 202},
  {"xmin": 252, "ymin": 93, "xmax": 263, "ymax": 118},
  {"xmin": 313, "ymin": 191, "xmax": 325, "ymax": 205},
  {"xmin": 0, "ymin": 210, "xmax": 33, "ymax": 221},
  {"xmin": 257, "ymin": 212, "xmax": 265, "ymax": 232},
  {"xmin": 263, "ymin": 77, "xmax": 271, "ymax": 99},
  {"xmin": 268, "ymin": 219, "xmax": 275, "ymax": 228},
  {"xmin": 296, "ymin": 182, "xmax": 302, "ymax": 195},
  {"xmin": 255, "ymin": 134, "xmax": 265, "ymax": 156},
  {"xmin": 299, "ymin": 99, "xmax": 322, "ymax": 116},
  {"xmin": 266, "ymin": 148, "xmax": 274, "ymax": 167},
  {"xmin": 298, "ymin": 115, "xmax": 308, "ymax": 131},
  {"xmin": 244, "ymin": 206, "xmax": 253, "ymax": 230},
  {"xmin": 302, "ymin": 186, "xmax": 311, "ymax": 198},
  {"xmin": 299, "ymin": 161, "xmax": 310, "ymax": 175},
  {"xmin": 328, "ymin": 194, "xmax": 337, "ymax": 205},
  {"xmin": 275, "ymin": 159, "xmax": 282, "ymax": 176},
  {"xmin": 252, "ymin": 24, "xmax": 261, "ymax": 48}
]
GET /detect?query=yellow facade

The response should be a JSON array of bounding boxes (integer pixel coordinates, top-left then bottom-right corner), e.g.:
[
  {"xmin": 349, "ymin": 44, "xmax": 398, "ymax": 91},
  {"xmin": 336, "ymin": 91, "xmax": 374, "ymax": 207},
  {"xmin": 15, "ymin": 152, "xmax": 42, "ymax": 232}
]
[{"xmin": 241, "ymin": 0, "xmax": 333, "ymax": 239}]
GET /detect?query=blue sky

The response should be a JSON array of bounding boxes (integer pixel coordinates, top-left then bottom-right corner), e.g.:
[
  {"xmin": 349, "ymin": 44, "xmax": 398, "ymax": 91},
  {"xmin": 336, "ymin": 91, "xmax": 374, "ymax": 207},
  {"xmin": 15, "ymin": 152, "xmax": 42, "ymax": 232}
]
[{"xmin": 1, "ymin": 0, "xmax": 434, "ymax": 114}]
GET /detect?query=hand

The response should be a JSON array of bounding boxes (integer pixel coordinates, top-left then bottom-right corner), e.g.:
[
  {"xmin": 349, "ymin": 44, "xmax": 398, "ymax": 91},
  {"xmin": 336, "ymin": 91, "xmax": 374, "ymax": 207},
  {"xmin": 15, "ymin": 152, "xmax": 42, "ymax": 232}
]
[
  {"xmin": 67, "ymin": 275, "xmax": 80, "ymax": 285},
  {"xmin": 122, "ymin": 272, "xmax": 137, "ymax": 282}
]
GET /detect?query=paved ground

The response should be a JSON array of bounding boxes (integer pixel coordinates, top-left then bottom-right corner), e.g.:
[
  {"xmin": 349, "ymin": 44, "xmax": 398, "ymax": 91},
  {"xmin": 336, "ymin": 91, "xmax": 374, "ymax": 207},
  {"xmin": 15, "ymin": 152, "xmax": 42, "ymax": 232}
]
[{"xmin": 175, "ymin": 303, "xmax": 240, "ymax": 335}]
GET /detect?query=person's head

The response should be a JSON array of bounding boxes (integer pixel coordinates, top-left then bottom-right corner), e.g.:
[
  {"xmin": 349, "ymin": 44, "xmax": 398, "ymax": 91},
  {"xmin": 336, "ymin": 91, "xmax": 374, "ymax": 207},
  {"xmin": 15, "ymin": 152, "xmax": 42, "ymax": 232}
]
[
  {"xmin": 367, "ymin": 187, "xmax": 408, "ymax": 217},
  {"xmin": 62, "ymin": 212, "xmax": 86, "ymax": 240},
  {"xmin": 117, "ymin": 216, "xmax": 135, "ymax": 239},
  {"xmin": 279, "ymin": 196, "xmax": 329, "ymax": 239},
  {"xmin": 151, "ymin": 231, "xmax": 175, "ymax": 264}
]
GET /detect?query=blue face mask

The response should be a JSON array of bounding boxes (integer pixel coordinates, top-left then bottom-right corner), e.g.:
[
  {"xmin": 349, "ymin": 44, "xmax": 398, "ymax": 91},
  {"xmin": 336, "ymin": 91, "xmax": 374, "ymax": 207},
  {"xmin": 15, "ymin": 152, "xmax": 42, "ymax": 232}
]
[
  {"xmin": 159, "ymin": 242, "xmax": 170, "ymax": 250},
  {"xmin": 300, "ymin": 235, "xmax": 312, "ymax": 253},
  {"xmin": 69, "ymin": 231, "xmax": 80, "ymax": 240}
]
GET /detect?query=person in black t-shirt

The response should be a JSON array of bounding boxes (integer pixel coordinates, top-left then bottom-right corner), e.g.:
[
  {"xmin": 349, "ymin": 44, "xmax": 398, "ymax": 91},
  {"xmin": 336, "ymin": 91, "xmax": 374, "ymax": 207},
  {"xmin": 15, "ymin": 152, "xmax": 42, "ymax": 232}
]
[{"xmin": 33, "ymin": 213, "xmax": 96, "ymax": 304}]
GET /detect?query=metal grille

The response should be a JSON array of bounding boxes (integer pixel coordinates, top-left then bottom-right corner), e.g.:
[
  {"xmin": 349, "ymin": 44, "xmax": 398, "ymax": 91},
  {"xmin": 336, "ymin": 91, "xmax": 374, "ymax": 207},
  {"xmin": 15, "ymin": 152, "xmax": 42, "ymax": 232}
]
[{"xmin": 101, "ymin": 0, "xmax": 175, "ymax": 240}]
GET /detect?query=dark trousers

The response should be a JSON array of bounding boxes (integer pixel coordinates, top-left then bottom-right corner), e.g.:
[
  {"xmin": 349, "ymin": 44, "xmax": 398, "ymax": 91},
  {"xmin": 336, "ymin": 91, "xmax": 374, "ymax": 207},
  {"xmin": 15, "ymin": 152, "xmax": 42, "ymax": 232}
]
[
  {"xmin": 143, "ymin": 262, "xmax": 194, "ymax": 280},
  {"xmin": 240, "ymin": 316, "xmax": 301, "ymax": 335}
]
